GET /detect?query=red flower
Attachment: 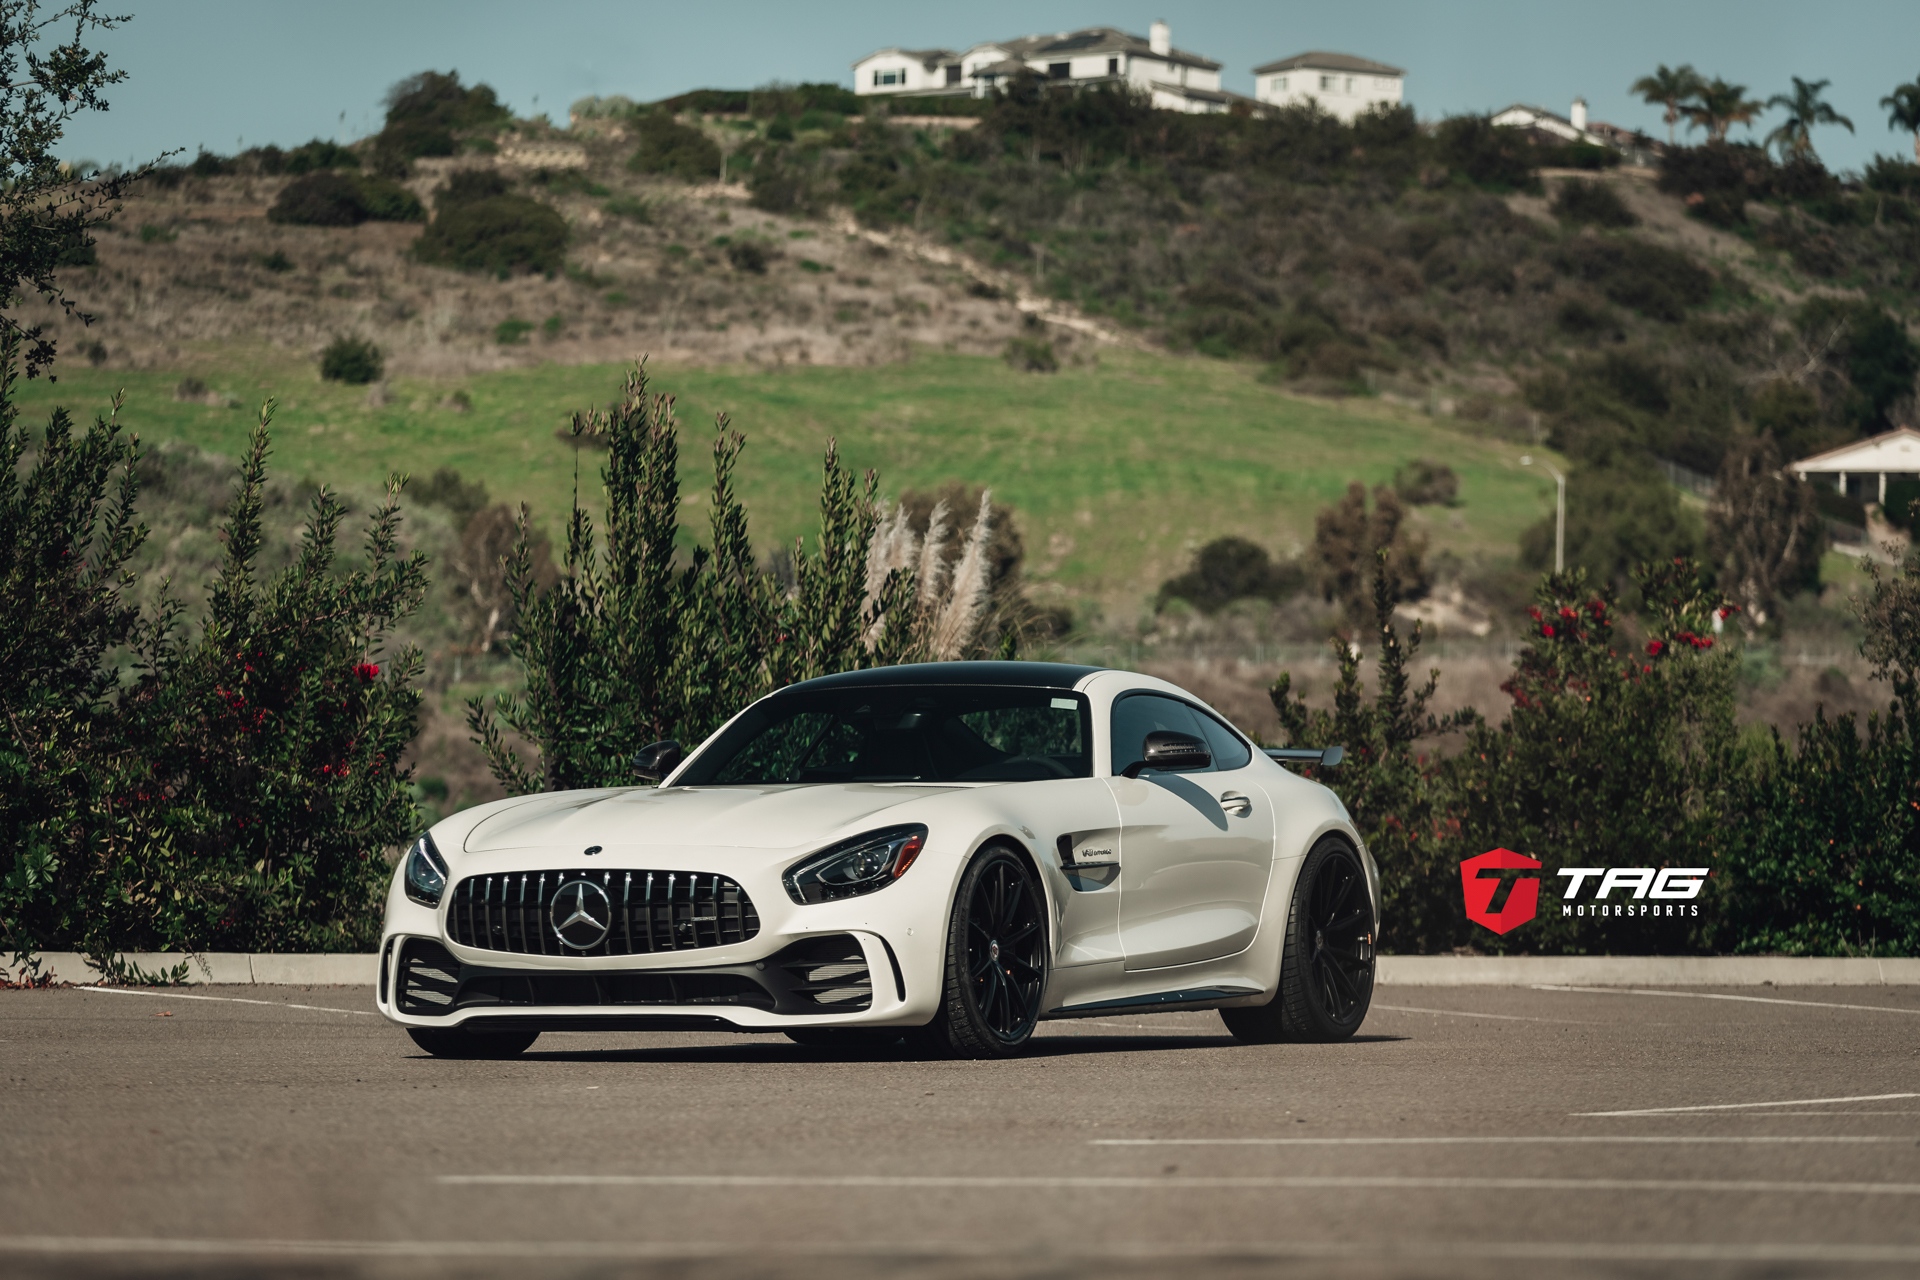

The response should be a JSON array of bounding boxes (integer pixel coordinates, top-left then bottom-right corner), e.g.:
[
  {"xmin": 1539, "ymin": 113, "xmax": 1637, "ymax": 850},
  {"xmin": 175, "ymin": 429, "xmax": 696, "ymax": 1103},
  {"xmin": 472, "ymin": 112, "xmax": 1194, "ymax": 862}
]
[
  {"xmin": 1527, "ymin": 606, "xmax": 1543, "ymax": 622},
  {"xmin": 353, "ymin": 663, "xmax": 380, "ymax": 682},
  {"xmin": 1540, "ymin": 624, "xmax": 1556, "ymax": 638},
  {"xmin": 1647, "ymin": 639, "xmax": 1666, "ymax": 656},
  {"xmin": 1558, "ymin": 606, "xmax": 1577, "ymax": 620}
]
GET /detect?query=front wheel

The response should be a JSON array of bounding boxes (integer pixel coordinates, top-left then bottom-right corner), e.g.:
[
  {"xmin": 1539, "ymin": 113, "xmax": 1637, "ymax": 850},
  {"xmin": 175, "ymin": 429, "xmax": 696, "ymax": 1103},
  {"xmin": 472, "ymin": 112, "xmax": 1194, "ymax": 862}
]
[
  {"xmin": 915, "ymin": 844, "xmax": 1049, "ymax": 1058},
  {"xmin": 1222, "ymin": 836, "xmax": 1375, "ymax": 1044},
  {"xmin": 406, "ymin": 1025, "xmax": 540, "ymax": 1059}
]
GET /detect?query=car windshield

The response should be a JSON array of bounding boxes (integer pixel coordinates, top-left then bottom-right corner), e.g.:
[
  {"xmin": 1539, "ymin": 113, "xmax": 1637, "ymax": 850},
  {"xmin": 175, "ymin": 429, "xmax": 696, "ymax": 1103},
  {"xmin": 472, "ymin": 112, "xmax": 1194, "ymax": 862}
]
[{"xmin": 675, "ymin": 685, "xmax": 1093, "ymax": 785}]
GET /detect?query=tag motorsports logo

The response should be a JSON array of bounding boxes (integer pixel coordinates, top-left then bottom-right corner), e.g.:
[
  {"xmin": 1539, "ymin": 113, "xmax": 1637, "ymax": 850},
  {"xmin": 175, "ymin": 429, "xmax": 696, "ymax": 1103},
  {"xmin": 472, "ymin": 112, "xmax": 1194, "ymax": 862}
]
[{"xmin": 1460, "ymin": 849, "xmax": 1708, "ymax": 936}]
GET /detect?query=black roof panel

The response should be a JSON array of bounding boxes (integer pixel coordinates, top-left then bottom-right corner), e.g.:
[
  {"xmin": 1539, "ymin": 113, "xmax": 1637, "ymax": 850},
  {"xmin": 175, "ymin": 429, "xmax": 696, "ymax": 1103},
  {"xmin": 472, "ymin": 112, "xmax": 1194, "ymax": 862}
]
[{"xmin": 783, "ymin": 661, "xmax": 1105, "ymax": 694}]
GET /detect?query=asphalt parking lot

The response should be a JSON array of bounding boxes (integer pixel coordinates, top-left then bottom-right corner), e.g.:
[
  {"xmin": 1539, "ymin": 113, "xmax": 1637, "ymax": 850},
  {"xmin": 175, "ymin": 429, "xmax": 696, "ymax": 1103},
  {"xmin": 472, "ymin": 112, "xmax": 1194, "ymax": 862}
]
[{"xmin": 2, "ymin": 982, "xmax": 1918, "ymax": 1280}]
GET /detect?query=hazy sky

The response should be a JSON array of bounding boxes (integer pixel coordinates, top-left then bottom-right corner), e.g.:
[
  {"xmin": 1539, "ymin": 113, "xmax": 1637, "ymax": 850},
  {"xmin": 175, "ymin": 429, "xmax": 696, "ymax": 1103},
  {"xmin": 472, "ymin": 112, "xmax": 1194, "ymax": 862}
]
[{"xmin": 59, "ymin": 1, "xmax": 1920, "ymax": 174}]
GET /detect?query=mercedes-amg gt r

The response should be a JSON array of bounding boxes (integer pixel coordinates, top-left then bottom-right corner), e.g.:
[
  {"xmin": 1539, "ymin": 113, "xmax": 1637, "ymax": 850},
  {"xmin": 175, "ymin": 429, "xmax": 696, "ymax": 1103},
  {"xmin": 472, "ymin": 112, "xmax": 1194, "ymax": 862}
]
[{"xmin": 377, "ymin": 662, "xmax": 1376, "ymax": 1058}]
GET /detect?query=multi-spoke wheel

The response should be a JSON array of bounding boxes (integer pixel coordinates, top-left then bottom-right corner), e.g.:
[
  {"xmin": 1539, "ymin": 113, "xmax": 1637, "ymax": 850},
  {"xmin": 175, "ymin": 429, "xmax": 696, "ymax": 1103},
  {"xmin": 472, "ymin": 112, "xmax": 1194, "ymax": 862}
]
[
  {"xmin": 915, "ymin": 844, "xmax": 1048, "ymax": 1058},
  {"xmin": 1222, "ymin": 836, "xmax": 1375, "ymax": 1044}
]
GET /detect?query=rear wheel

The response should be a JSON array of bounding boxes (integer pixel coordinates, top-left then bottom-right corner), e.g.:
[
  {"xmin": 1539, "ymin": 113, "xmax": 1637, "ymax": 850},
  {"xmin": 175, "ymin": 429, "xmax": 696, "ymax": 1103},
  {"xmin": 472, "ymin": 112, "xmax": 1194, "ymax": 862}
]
[
  {"xmin": 1222, "ymin": 836, "xmax": 1375, "ymax": 1044},
  {"xmin": 406, "ymin": 1025, "xmax": 540, "ymax": 1059},
  {"xmin": 914, "ymin": 844, "xmax": 1048, "ymax": 1059}
]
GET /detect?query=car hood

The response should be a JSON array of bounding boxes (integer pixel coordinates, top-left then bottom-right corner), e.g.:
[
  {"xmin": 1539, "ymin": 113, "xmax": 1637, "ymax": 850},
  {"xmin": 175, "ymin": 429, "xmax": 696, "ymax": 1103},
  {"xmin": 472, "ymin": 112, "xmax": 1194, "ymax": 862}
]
[{"xmin": 460, "ymin": 783, "xmax": 964, "ymax": 854}]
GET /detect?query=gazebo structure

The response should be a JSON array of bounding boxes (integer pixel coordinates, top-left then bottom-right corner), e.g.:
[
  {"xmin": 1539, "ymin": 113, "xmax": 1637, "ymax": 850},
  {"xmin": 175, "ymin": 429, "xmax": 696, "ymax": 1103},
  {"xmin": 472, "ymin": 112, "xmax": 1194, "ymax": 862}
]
[{"xmin": 1789, "ymin": 427, "xmax": 1920, "ymax": 505}]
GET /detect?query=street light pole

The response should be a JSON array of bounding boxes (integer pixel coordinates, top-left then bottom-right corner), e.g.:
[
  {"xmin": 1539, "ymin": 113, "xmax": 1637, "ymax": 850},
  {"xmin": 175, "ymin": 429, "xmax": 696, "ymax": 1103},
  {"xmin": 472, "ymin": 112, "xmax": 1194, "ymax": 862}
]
[{"xmin": 1520, "ymin": 455, "xmax": 1565, "ymax": 574}]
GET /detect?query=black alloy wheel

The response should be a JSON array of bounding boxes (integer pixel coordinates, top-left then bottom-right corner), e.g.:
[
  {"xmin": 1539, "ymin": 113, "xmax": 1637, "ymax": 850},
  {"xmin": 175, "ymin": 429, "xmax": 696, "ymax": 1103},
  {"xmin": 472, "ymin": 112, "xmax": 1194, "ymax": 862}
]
[
  {"xmin": 916, "ymin": 845, "xmax": 1048, "ymax": 1058},
  {"xmin": 1222, "ymin": 836, "xmax": 1375, "ymax": 1044},
  {"xmin": 406, "ymin": 1025, "xmax": 540, "ymax": 1059}
]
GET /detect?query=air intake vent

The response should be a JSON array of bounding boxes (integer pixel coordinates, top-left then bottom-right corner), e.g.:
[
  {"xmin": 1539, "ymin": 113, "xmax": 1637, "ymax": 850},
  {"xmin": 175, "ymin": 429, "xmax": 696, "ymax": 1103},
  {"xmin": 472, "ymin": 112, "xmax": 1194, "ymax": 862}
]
[
  {"xmin": 446, "ymin": 869, "xmax": 759, "ymax": 958},
  {"xmin": 780, "ymin": 936, "xmax": 873, "ymax": 1011},
  {"xmin": 398, "ymin": 939, "xmax": 460, "ymax": 1017}
]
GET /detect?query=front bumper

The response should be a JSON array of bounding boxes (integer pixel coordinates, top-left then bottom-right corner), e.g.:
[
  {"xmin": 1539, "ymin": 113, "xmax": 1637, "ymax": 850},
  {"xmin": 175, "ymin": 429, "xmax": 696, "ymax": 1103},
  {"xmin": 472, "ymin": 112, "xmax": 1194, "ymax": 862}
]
[{"xmin": 374, "ymin": 929, "xmax": 916, "ymax": 1032}]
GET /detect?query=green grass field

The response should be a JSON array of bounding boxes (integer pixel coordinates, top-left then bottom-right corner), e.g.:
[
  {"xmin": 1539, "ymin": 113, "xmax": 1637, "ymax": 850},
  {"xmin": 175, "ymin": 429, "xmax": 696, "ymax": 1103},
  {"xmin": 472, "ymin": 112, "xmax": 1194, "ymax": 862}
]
[{"xmin": 16, "ymin": 346, "xmax": 1556, "ymax": 608}]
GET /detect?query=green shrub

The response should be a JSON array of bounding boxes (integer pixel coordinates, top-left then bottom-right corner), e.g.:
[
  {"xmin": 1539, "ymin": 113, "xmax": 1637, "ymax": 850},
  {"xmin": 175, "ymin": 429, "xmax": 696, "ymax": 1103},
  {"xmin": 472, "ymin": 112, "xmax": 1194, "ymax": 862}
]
[
  {"xmin": 1156, "ymin": 537, "xmax": 1305, "ymax": 613},
  {"xmin": 1, "ymin": 369, "xmax": 426, "ymax": 955},
  {"xmin": 415, "ymin": 192, "xmax": 569, "ymax": 274},
  {"xmin": 1551, "ymin": 179, "xmax": 1638, "ymax": 228},
  {"xmin": 269, "ymin": 172, "xmax": 423, "ymax": 226},
  {"xmin": 467, "ymin": 363, "xmax": 923, "ymax": 794},
  {"xmin": 629, "ymin": 114, "xmax": 721, "ymax": 181},
  {"xmin": 1003, "ymin": 336, "xmax": 1058, "ymax": 372},
  {"xmin": 319, "ymin": 336, "xmax": 383, "ymax": 384},
  {"xmin": 494, "ymin": 317, "xmax": 534, "ymax": 345},
  {"xmin": 1435, "ymin": 116, "xmax": 1538, "ymax": 191},
  {"xmin": 725, "ymin": 240, "xmax": 769, "ymax": 273},
  {"xmin": 603, "ymin": 195, "xmax": 651, "ymax": 222},
  {"xmin": 261, "ymin": 250, "xmax": 293, "ymax": 272},
  {"xmin": 1883, "ymin": 478, "xmax": 1920, "ymax": 532},
  {"xmin": 1553, "ymin": 237, "xmax": 1713, "ymax": 321},
  {"xmin": 411, "ymin": 467, "xmax": 489, "ymax": 528},
  {"xmin": 1392, "ymin": 458, "xmax": 1460, "ymax": 506},
  {"xmin": 374, "ymin": 71, "xmax": 510, "ymax": 168},
  {"xmin": 281, "ymin": 139, "xmax": 360, "ymax": 175}
]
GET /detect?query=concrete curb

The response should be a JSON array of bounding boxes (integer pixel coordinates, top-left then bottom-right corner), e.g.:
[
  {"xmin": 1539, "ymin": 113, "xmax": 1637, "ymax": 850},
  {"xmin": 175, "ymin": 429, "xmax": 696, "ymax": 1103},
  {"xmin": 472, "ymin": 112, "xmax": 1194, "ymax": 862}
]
[
  {"xmin": 19, "ymin": 952, "xmax": 377, "ymax": 986},
  {"xmin": 13, "ymin": 952, "xmax": 1918, "ymax": 987},
  {"xmin": 1377, "ymin": 955, "xmax": 1920, "ymax": 986}
]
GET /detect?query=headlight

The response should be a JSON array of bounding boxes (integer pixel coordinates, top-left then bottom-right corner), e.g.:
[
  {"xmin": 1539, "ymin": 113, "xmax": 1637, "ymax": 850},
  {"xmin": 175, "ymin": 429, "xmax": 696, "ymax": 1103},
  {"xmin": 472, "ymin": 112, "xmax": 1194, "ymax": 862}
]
[
  {"xmin": 784, "ymin": 825, "xmax": 927, "ymax": 905},
  {"xmin": 404, "ymin": 832, "xmax": 449, "ymax": 907}
]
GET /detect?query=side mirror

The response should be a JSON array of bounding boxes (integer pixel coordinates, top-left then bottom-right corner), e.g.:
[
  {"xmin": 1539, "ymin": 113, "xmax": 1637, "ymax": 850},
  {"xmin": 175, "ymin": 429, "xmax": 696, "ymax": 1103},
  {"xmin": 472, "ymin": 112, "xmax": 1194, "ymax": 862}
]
[
  {"xmin": 633, "ymin": 740, "xmax": 684, "ymax": 785},
  {"xmin": 1121, "ymin": 730, "xmax": 1211, "ymax": 779}
]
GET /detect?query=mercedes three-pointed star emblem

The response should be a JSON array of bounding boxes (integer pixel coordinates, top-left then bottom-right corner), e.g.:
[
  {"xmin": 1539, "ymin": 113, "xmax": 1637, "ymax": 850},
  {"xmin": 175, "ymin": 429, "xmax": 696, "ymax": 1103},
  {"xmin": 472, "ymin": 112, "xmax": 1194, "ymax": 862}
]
[{"xmin": 549, "ymin": 878, "xmax": 613, "ymax": 950}]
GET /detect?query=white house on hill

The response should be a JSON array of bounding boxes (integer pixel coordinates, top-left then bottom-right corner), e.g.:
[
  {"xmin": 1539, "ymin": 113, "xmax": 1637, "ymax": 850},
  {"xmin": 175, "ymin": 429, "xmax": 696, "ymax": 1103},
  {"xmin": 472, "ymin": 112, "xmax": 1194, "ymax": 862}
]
[
  {"xmin": 1791, "ymin": 428, "xmax": 1920, "ymax": 505},
  {"xmin": 1252, "ymin": 52, "xmax": 1403, "ymax": 121},
  {"xmin": 854, "ymin": 22, "xmax": 1231, "ymax": 113},
  {"xmin": 1491, "ymin": 101, "xmax": 1661, "ymax": 164}
]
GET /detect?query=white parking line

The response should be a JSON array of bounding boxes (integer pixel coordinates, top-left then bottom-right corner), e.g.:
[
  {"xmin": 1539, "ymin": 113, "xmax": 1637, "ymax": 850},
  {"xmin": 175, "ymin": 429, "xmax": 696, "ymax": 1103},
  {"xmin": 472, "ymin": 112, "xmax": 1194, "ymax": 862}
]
[
  {"xmin": 439, "ymin": 1173, "xmax": 1920, "ymax": 1195},
  {"xmin": 1089, "ymin": 1135, "xmax": 1912, "ymax": 1147},
  {"xmin": 4, "ymin": 1236, "xmax": 1920, "ymax": 1264},
  {"xmin": 1534, "ymin": 985, "xmax": 1920, "ymax": 1015},
  {"xmin": 1576, "ymin": 1093, "xmax": 1920, "ymax": 1117},
  {"xmin": 75, "ymin": 986, "xmax": 377, "ymax": 1016},
  {"xmin": 1374, "ymin": 1003, "xmax": 1592, "ymax": 1024}
]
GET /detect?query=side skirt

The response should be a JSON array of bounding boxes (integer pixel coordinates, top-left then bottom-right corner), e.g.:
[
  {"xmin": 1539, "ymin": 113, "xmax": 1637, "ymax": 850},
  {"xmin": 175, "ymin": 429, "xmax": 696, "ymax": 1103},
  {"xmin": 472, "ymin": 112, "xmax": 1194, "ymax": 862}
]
[{"xmin": 1044, "ymin": 985, "xmax": 1263, "ymax": 1020}]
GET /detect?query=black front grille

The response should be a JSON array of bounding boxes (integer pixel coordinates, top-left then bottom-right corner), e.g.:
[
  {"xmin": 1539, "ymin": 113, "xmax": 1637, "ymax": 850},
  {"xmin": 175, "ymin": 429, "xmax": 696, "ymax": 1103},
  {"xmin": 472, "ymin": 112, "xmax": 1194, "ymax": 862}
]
[{"xmin": 446, "ymin": 868, "xmax": 759, "ymax": 957}]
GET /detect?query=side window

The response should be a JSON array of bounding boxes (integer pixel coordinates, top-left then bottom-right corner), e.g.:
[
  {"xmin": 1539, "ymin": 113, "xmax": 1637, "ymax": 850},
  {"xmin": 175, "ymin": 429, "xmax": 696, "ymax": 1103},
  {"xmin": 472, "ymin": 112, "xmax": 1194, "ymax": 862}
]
[
  {"xmin": 1191, "ymin": 707, "xmax": 1253, "ymax": 771},
  {"xmin": 1109, "ymin": 694, "xmax": 1208, "ymax": 775}
]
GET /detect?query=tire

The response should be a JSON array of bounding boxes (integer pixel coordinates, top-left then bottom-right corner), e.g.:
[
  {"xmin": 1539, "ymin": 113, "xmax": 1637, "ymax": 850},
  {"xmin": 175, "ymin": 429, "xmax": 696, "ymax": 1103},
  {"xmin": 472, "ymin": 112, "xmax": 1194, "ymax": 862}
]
[
  {"xmin": 914, "ymin": 844, "xmax": 1049, "ymax": 1059},
  {"xmin": 1222, "ymin": 836, "xmax": 1375, "ymax": 1044},
  {"xmin": 406, "ymin": 1025, "xmax": 540, "ymax": 1059}
]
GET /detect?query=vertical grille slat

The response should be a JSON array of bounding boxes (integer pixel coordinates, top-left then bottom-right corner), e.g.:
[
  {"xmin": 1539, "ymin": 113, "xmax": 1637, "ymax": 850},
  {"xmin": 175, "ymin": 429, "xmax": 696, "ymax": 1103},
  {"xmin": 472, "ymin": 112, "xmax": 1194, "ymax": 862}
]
[{"xmin": 446, "ymin": 868, "xmax": 759, "ymax": 958}]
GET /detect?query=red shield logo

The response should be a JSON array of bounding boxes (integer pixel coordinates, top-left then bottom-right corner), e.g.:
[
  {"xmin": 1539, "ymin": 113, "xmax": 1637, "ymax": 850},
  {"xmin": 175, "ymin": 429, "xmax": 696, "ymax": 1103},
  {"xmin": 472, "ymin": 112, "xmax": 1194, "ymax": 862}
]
[{"xmin": 1460, "ymin": 848, "xmax": 1542, "ymax": 935}]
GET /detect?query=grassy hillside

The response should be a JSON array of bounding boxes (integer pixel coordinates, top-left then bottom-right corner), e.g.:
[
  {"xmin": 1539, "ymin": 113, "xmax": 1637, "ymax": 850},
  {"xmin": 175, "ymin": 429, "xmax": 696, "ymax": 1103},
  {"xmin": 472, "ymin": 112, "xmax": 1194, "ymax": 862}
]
[{"xmin": 13, "ymin": 346, "xmax": 1555, "ymax": 612}]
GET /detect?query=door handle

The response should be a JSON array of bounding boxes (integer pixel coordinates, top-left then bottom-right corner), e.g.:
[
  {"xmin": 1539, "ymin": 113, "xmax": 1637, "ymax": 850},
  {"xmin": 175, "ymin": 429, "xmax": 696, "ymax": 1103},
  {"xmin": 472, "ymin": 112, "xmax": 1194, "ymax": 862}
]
[{"xmin": 1219, "ymin": 791, "xmax": 1253, "ymax": 818}]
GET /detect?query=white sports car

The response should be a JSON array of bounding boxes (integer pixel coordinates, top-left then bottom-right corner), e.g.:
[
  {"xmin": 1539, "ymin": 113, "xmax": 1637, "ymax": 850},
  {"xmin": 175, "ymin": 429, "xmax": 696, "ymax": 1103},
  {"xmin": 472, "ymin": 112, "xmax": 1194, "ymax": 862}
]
[{"xmin": 378, "ymin": 662, "xmax": 1377, "ymax": 1058}]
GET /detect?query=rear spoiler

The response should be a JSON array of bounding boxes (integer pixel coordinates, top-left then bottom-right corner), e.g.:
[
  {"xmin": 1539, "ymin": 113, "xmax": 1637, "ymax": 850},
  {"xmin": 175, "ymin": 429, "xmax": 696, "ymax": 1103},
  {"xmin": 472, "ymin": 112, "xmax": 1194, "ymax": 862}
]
[{"xmin": 1264, "ymin": 746, "xmax": 1345, "ymax": 769}]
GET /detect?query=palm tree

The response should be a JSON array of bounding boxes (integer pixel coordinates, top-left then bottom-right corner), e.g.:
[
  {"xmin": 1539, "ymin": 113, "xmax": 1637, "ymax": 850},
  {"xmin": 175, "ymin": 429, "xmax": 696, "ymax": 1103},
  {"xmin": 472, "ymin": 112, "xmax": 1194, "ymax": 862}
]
[
  {"xmin": 1884, "ymin": 75, "xmax": 1920, "ymax": 163},
  {"xmin": 1631, "ymin": 64, "xmax": 1704, "ymax": 145},
  {"xmin": 1684, "ymin": 77, "xmax": 1765, "ymax": 143},
  {"xmin": 1765, "ymin": 77, "xmax": 1854, "ymax": 161}
]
